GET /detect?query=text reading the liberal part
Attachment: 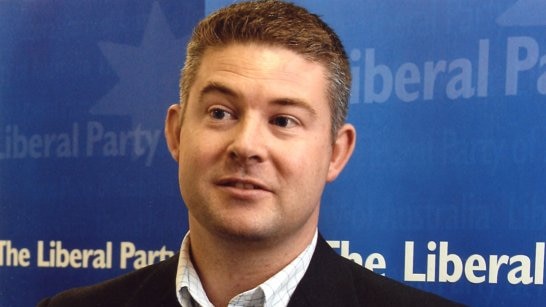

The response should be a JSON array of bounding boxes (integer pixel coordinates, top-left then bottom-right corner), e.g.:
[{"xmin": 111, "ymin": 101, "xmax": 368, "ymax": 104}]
[
  {"xmin": 1, "ymin": 240, "xmax": 544, "ymax": 285},
  {"xmin": 0, "ymin": 240, "xmax": 173, "ymax": 270}
]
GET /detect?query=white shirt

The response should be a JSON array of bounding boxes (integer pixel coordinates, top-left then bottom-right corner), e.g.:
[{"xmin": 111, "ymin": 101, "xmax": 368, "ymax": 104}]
[{"xmin": 175, "ymin": 231, "xmax": 318, "ymax": 307}]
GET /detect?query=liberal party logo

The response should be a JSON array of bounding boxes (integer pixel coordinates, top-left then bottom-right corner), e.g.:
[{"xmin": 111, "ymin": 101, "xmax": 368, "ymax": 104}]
[{"xmin": 1, "ymin": 1, "xmax": 201, "ymax": 166}]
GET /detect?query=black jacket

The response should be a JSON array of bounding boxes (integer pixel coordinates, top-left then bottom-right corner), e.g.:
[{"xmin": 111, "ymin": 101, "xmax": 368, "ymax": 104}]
[{"xmin": 38, "ymin": 235, "xmax": 465, "ymax": 307}]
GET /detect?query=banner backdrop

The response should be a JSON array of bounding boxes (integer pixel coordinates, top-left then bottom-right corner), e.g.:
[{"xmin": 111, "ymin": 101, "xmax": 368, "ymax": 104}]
[{"xmin": 1, "ymin": 1, "xmax": 545, "ymax": 306}]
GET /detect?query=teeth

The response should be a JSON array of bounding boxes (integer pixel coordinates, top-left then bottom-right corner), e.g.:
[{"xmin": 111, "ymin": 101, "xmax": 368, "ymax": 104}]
[{"xmin": 234, "ymin": 182, "xmax": 255, "ymax": 189}]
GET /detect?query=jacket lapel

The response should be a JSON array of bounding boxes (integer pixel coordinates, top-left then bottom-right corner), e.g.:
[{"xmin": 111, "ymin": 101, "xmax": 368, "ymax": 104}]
[
  {"xmin": 124, "ymin": 254, "xmax": 181, "ymax": 307},
  {"xmin": 287, "ymin": 234, "xmax": 361, "ymax": 307}
]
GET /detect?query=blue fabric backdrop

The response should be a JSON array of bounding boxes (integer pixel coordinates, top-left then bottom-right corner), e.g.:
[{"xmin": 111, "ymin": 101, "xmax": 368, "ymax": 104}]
[{"xmin": 1, "ymin": 1, "xmax": 545, "ymax": 306}]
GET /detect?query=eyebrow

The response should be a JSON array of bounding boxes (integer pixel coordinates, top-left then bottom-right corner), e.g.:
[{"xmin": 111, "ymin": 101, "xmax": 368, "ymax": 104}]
[
  {"xmin": 198, "ymin": 81, "xmax": 318, "ymax": 117},
  {"xmin": 270, "ymin": 97, "xmax": 318, "ymax": 118},
  {"xmin": 199, "ymin": 82, "xmax": 238, "ymax": 101}
]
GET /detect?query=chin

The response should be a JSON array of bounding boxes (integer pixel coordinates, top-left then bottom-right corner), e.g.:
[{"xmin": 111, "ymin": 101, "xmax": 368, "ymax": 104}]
[{"xmin": 212, "ymin": 222, "xmax": 280, "ymax": 243}]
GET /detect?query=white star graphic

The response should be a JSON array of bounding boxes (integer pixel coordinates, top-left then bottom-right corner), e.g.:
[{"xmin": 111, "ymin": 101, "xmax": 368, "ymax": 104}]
[
  {"xmin": 497, "ymin": 0, "xmax": 546, "ymax": 27},
  {"xmin": 91, "ymin": 1, "xmax": 187, "ymax": 128}
]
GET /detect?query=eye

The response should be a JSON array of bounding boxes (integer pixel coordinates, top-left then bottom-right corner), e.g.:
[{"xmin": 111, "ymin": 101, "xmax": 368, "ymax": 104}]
[
  {"xmin": 208, "ymin": 107, "xmax": 234, "ymax": 120},
  {"xmin": 270, "ymin": 115, "xmax": 299, "ymax": 128}
]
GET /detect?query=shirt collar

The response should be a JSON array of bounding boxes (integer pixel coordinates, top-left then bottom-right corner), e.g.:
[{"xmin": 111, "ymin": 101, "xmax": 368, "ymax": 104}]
[{"xmin": 175, "ymin": 231, "xmax": 318, "ymax": 307}]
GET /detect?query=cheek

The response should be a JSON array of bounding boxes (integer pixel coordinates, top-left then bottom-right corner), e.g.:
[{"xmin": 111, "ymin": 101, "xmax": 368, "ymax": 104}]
[
  {"xmin": 177, "ymin": 132, "xmax": 204, "ymax": 178},
  {"xmin": 277, "ymin": 142, "xmax": 332, "ymax": 184},
  {"xmin": 177, "ymin": 137, "xmax": 213, "ymax": 203},
  {"xmin": 179, "ymin": 129, "xmax": 214, "ymax": 161},
  {"xmin": 177, "ymin": 130, "xmax": 226, "ymax": 182}
]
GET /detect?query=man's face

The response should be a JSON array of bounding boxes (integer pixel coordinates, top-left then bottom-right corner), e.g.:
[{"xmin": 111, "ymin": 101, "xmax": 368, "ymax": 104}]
[{"xmin": 166, "ymin": 43, "xmax": 354, "ymax": 243}]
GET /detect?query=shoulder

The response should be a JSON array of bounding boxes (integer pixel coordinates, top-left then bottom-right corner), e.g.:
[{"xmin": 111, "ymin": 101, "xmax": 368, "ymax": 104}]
[
  {"xmin": 37, "ymin": 254, "xmax": 179, "ymax": 307},
  {"xmin": 289, "ymin": 235, "xmax": 466, "ymax": 307},
  {"xmin": 339, "ymin": 256, "xmax": 464, "ymax": 306}
]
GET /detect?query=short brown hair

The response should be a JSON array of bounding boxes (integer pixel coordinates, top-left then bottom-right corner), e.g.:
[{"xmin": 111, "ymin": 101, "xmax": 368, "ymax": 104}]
[{"xmin": 180, "ymin": 0, "xmax": 351, "ymax": 136}]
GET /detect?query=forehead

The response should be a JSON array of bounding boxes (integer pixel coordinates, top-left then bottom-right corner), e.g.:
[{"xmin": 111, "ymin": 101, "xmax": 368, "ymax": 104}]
[{"xmin": 190, "ymin": 43, "xmax": 329, "ymax": 105}]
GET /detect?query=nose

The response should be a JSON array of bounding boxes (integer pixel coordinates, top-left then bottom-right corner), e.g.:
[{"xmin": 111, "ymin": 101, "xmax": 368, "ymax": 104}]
[{"xmin": 227, "ymin": 115, "xmax": 266, "ymax": 164}]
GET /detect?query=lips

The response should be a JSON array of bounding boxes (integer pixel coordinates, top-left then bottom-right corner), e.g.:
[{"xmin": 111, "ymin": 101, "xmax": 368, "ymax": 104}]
[
  {"xmin": 216, "ymin": 177, "xmax": 270, "ymax": 192},
  {"xmin": 233, "ymin": 182, "xmax": 258, "ymax": 190}
]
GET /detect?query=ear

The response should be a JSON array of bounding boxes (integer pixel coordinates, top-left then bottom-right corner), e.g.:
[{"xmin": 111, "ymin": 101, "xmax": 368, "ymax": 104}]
[
  {"xmin": 165, "ymin": 104, "xmax": 182, "ymax": 161},
  {"xmin": 326, "ymin": 123, "xmax": 356, "ymax": 182}
]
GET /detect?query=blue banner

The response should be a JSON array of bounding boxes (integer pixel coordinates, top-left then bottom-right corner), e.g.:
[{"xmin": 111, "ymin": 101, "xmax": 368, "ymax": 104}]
[{"xmin": 1, "ymin": 1, "xmax": 545, "ymax": 306}]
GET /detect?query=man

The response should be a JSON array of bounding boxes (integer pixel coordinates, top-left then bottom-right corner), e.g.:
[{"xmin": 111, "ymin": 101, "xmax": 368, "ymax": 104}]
[{"xmin": 39, "ymin": 1, "xmax": 465, "ymax": 306}]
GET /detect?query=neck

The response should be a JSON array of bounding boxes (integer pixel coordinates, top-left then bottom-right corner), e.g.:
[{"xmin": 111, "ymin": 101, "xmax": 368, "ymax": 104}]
[{"xmin": 187, "ymin": 218, "xmax": 316, "ymax": 307}]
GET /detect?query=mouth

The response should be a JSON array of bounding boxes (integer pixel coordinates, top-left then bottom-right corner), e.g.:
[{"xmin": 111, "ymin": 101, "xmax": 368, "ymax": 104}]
[
  {"xmin": 232, "ymin": 182, "xmax": 260, "ymax": 190},
  {"xmin": 216, "ymin": 178, "xmax": 270, "ymax": 192}
]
